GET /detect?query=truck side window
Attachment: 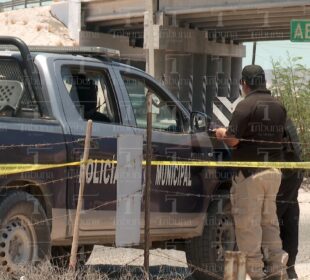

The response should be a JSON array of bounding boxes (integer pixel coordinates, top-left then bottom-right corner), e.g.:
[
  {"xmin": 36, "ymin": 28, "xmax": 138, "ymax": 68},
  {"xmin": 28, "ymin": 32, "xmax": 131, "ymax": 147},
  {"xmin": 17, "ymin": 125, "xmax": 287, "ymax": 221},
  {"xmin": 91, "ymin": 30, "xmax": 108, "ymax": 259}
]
[
  {"xmin": 61, "ymin": 66, "xmax": 119, "ymax": 123},
  {"xmin": 0, "ymin": 58, "xmax": 39, "ymax": 118},
  {"xmin": 121, "ymin": 73, "xmax": 183, "ymax": 132}
]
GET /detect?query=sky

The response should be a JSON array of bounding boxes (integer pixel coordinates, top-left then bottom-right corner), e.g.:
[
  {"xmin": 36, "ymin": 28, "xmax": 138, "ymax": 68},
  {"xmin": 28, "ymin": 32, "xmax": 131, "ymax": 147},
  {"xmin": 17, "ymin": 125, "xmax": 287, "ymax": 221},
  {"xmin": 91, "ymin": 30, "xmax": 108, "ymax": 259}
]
[{"xmin": 243, "ymin": 41, "xmax": 310, "ymax": 70}]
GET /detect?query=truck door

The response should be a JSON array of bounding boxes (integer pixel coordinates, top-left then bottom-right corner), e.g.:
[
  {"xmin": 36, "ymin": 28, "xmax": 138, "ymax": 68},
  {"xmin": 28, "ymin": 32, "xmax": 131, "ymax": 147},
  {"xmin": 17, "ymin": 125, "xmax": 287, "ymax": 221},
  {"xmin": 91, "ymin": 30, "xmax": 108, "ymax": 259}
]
[
  {"xmin": 55, "ymin": 60, "xmax": 134, "ymax": 237},
  {"xmin": 114, "ymin": 66, "xmax": 215, "ymax": 239}
]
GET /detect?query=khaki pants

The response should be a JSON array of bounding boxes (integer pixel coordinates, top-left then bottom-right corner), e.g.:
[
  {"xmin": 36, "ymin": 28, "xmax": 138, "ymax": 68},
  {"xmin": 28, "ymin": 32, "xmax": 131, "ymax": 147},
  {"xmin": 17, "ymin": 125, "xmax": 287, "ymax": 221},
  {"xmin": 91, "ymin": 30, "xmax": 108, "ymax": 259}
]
[{"xmin": 231, "ymin": 169, "xmax": 288, "ymax": 279}]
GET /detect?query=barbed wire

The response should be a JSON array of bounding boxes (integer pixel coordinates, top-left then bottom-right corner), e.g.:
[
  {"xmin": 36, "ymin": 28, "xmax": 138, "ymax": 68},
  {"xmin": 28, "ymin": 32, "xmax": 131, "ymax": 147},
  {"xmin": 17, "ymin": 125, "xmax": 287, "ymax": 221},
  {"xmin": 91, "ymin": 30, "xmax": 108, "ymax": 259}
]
[
  {"xmin": 43, "ymin": 244, "xmax": 310, "ymax": 280},
  {"xmin": 150, "ymin": 251, "xmax": 222, "ymax": 280},
  {"xmin": 36, "ymin": 247, "xmax": 310, "ymax": 279},
  {"xmin": 0, "ymin": 138, "xmax": 84, "ymax": 149},
  {"xmin": 0, "ymin": 150, "xmax": 308, "ymax": 179},
  {"xmin": 207, "ymin": 133, "xmax": 309, "ymax": 147},
  {"xmin": 151, "ymin": 189, "xmax": 310, "ymax": 205},
  {"xmin": 1, "ymin": 164, "xmax": 307, "ymax": 207},
  {"xmin": 0, "ymin": 161, "xmax": 309, "ymax": 279},
  {"xmin": 1, "ymin": 129, "xmax": 310, "ymax": 151},
  {"xmin": 0, "ymin": 166, "xmax": 142, "ymax": 228},
  {"xmin": 0, "ymin": 136, "xmax": 115, "ymax": 150},
  {"xmin": 0, "ymin": 163, "xmax": 308, "ymax": 210},
  {"xmin": 32, "ymin": 189, "xmax": 142, "ymax": 227}
]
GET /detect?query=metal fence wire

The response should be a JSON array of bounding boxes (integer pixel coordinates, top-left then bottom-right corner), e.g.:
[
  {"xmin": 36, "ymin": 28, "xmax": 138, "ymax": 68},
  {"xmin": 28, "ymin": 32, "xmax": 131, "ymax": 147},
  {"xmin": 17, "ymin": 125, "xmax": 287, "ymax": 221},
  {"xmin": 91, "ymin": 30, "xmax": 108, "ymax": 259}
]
[{"xmin": 0, "ymin": 0, "xmax": 52, "ymax": 11}]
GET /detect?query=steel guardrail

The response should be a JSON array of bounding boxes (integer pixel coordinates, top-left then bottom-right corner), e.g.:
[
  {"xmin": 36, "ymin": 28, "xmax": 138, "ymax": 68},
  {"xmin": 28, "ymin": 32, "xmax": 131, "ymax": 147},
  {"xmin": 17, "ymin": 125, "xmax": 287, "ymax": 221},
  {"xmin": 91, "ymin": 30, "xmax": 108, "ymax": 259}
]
[{"xmin": 0, "ymin": 0, "xmax": 52, "ymax": 11}]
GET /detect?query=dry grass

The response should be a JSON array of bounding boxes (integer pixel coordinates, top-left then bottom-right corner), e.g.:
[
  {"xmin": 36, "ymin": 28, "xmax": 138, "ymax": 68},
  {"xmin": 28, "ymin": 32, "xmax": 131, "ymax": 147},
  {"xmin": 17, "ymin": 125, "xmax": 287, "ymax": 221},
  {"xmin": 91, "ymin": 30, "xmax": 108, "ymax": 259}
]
[
  {"xmin": 9, "ymin": 17, "xmax": 16, "ymax": 24},
  {"xmin": 0, "ymin": 262, "xmax": 189, "ymax": 280},
  {"xmin": 35, "ymin": 24, "xmax": 44, "ymax": 32}
]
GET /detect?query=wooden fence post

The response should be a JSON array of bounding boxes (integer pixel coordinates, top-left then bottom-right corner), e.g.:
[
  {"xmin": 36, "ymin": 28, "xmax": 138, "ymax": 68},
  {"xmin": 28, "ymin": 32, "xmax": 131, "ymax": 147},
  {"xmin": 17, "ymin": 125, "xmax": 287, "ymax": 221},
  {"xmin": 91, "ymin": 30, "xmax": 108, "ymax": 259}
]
[{"xmin": 69, "ymin": 120, "xmax": 93, "ymax": 270}]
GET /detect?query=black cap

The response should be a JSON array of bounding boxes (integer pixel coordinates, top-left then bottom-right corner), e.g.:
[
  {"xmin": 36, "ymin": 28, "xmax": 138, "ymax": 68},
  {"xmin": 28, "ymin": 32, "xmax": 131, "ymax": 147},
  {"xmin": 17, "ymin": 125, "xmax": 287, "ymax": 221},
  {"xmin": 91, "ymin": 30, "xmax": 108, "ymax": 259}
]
[{"xmin": 241, "ymin": 65, "xmax": 266, "ymax": 87}]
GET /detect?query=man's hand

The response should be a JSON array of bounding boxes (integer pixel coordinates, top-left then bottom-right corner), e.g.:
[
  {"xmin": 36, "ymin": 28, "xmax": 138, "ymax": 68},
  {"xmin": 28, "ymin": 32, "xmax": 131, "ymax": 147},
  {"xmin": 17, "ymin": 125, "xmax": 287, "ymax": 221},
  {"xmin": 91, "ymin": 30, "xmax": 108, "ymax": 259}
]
[
  {"xmin": 215, "ymin": 127, "xmax": 239, "ymax": 147},
  {"xmin": 215, "ymin": 128, "xmax": 227, "ymax": 140}
]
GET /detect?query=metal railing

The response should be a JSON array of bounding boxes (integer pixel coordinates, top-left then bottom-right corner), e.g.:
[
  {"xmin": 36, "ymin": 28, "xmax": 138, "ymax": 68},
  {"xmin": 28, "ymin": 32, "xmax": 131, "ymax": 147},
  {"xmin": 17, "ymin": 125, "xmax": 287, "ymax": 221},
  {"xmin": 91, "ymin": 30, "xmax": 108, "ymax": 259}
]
[{"xmin": 0, "ymin": 0, "xmax": 52, "ymax": 11}]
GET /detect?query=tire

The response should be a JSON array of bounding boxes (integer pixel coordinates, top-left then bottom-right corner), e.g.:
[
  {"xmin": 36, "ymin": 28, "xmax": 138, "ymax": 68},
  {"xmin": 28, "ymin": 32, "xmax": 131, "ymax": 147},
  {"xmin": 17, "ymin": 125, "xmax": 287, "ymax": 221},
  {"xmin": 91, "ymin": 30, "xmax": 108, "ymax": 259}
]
[
  {"xmin": 0, "ymin": 191, "xmax": 51, "ymax": 273},
  {"xmin": 51, "ymin": 245, "xmax": 94, "ymax": 268},
  {"xmin": 185, "ymin": 191, "xmax": 236, "ymax": 280}
]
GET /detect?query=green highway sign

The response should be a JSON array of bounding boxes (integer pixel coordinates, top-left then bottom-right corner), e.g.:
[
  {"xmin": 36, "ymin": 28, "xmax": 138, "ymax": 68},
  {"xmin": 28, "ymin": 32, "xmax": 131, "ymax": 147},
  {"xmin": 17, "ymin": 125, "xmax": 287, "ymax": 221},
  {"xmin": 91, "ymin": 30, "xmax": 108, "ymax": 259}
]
[{"xmin": 291, "ymin": 20, "xmax": 310, "ymax": 42}]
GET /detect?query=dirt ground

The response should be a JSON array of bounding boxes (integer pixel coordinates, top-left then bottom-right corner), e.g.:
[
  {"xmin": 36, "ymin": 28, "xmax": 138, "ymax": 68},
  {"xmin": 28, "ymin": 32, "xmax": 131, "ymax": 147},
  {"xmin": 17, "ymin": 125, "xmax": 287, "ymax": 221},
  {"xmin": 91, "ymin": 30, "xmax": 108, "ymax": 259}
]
[{"xmin": 0, "ymin": 6, "xmax": 76, "ymax": 46}]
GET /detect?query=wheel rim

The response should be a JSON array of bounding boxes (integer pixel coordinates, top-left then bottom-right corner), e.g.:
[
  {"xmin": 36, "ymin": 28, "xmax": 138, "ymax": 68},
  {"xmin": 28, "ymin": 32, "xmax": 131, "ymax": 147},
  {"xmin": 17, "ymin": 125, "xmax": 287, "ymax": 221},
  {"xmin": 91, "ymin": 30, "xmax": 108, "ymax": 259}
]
[
  {"xmin": 0, "ymin": 216, "xmax": 38, "ymax": 272},
  {"xmin": 214, "ymin": 213, "xmax": 235, "ymax": 261}
]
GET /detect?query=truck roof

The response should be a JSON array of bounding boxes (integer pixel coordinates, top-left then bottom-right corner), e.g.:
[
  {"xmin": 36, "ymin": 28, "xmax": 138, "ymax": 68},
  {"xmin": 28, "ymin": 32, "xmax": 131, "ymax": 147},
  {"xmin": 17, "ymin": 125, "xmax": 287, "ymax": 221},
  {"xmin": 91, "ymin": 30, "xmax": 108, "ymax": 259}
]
[{"xmin": 0, "ymin": 48, "xmax": 147, "ymax": 77}]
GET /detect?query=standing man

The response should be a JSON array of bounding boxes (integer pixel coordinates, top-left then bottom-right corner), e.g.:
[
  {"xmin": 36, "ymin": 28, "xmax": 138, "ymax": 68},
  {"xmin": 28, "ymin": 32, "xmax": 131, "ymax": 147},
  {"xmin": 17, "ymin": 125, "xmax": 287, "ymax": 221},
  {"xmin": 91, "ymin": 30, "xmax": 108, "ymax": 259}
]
[
  {"xmin": 215, "ymin": 65, "xmax": 288, "ymax": 280},
  {"xmin": 277, "ymin": 119, "xmax": 304, "ymax": 280}
]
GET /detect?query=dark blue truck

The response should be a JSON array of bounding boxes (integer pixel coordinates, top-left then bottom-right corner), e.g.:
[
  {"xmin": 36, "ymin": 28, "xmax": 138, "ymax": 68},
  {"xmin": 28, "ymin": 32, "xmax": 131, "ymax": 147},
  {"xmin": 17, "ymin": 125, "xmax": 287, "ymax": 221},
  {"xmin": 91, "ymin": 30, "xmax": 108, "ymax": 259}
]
[{"xmin": 0, "ymin": 37, "xmax": 234, "ymax": 279}]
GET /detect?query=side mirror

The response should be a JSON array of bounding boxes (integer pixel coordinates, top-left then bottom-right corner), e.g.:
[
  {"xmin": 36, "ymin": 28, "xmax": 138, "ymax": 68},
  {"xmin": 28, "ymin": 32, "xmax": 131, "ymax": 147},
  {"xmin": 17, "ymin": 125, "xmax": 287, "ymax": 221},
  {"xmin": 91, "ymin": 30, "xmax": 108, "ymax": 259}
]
[{"xmin": 190, "ymin": 111, "xmax": 210, "ymax": 133}]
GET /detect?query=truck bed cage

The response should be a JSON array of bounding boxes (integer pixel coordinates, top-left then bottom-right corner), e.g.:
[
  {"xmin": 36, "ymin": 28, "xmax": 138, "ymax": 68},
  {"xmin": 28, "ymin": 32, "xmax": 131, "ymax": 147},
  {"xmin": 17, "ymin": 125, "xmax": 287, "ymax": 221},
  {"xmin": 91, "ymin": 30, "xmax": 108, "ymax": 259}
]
[
  {"xmin": 0, "ymin": 36, "xmax": 49, "ymax": 117},
  {"xmin": 0, "ymin": 45, "xmax": 120, "ymax": 58}
]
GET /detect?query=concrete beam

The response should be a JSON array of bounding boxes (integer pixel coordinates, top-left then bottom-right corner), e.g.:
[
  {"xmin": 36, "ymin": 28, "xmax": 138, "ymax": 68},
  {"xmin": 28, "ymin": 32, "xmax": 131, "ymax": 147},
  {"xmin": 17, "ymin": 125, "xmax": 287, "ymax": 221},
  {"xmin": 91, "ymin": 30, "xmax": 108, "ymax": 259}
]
[
  {"xmin": 79, "ymin": 31, "xmax": 146, "ymax": 61},
  {"xmin": 144, "ymin": 26, "xmax": 245, "ymax": 57},
  {"xmin": 160, "ymin": 0, "xmax": 310, "ymax": 15},
  {"xmin": 190, "ymin": 19, "xmax": 297, "ymax": 29},
  {"xmin": 194, "ymin": 22, "xmax": 293, "ymax": 30},
  {"xmin": 180, "ymin": 9, "xmax": 309, "ymax": 24},
  {"xmin": 92, "ymin": 18, "xmax": 144, "ymax": 27},
  {"xmin": 84, "ymin": 0, "xmax": 145, "ymax": 23}
]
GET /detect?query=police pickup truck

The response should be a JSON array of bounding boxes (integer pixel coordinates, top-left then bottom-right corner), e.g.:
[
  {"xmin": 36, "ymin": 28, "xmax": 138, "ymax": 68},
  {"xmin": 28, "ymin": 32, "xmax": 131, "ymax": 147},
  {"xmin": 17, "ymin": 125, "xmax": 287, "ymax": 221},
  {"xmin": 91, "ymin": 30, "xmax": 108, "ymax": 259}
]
[{"xmin": 0, "ymin": 37, "xmax": 234, "ymax": 279}]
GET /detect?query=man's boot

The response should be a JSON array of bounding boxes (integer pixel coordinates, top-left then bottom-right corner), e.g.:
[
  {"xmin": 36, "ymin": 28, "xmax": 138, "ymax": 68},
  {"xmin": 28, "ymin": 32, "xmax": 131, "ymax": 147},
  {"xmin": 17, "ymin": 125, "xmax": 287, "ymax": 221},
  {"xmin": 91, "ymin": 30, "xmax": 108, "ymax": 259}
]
[{"xmin": 287, "ymin": 266, "xmax": 298, "ymax": 280}]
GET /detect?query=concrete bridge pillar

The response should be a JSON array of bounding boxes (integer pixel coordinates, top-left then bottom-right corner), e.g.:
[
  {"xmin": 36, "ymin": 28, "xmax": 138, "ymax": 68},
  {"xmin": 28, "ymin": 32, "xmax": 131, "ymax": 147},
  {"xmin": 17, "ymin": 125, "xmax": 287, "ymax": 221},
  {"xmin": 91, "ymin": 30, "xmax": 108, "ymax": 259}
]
[
  {"xmin": 178, "ymin": 54, "xmax": 194, "ymax": 111},
  {"xmin": 231, "ymin": 57, "xmax": 242, "ymax": 101},
  {"xmin": 68, "ymin": 0, "xmax": 81, "ymax": 41},
  {"xmin": 192, "ymin": 54, "xmax": 207, "ymax": 113},
  {"xmin": 164, "ymin": 53, "xmax": 194, "ymax": 111},
  {"xmin": 206, "ymin": 55, "xmax": 220, "ymax": 117},
  {"xmin": 146, "ymin": 50, "xmax": 166, "ymax": 84},
  {"xmin": 218, "ymin": 56, "xmax": 232, "ymax": 98},
  {"xmin": 165, "ymin": 53, "xmax": 181, "ymax": 98}
]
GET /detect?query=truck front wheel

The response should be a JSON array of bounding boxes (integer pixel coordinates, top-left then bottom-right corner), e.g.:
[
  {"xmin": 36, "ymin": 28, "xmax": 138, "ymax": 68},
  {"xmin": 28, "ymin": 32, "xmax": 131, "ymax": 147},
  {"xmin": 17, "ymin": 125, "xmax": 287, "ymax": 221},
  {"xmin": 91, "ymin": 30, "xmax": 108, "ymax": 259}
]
[
  {"xmin": 185, "ymin": 192, "xmax": 236, "ymax": 280},
  {"xmin": 0, "ymin": 191, "xmax": 51, "ymax": 273}
]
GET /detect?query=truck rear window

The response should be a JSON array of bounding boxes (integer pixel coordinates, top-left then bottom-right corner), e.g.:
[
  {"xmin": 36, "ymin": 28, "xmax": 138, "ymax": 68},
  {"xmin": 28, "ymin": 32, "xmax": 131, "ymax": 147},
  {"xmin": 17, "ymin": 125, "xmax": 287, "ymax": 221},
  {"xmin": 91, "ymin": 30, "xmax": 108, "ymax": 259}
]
[
  {"xmin": 61, "ymin": 65, "xmax": 120, "ymax": 124},
  {"xmin": 0, "ymin": 58, "xmax": 39, "ymax": 118}
]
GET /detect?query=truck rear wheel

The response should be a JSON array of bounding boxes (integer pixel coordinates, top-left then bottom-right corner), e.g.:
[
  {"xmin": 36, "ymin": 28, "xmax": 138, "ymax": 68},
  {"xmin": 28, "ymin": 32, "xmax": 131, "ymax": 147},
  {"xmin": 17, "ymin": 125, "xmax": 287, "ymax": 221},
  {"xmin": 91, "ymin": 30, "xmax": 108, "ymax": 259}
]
[
  {"xmin": 0, "ymin": 191, "xmax": 51, "ymax": 273},
  {"xmin": 185, "ymin": 191, "xmax": 236, "ymax": 280}
]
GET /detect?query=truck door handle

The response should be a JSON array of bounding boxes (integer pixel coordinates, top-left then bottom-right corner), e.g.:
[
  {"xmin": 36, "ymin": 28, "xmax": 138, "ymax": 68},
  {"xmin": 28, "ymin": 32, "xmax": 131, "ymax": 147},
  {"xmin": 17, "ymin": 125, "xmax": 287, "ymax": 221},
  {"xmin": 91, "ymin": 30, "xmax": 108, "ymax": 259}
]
[{"xmin": 76, "ymin": 138, "xmax": 99, "ymax": 149}]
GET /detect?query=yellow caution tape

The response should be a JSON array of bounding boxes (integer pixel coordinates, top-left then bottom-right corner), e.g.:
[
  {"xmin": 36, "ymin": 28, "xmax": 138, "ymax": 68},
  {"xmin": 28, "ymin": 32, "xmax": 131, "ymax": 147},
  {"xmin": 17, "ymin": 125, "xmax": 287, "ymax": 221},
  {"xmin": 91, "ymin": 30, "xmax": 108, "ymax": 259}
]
[
  {"xmin": 0, "ymin": 159, "xmax": 308, "ymax": 176},
  {"xmin": 0, "ymin": 162, "xmax": 81, "ymax": 176},
  {"xmin": 147, "ymin": 161, "xmax": 310, "ymax": 169}
]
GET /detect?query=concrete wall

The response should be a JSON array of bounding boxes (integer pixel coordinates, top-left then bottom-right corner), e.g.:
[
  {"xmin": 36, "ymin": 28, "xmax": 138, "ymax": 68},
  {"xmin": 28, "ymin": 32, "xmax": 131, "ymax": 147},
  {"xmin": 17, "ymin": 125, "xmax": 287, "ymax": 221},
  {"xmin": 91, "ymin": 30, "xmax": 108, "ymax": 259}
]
[{"xmin": 51, "ymin": 1, "xmax": 69, "ymax": 27}]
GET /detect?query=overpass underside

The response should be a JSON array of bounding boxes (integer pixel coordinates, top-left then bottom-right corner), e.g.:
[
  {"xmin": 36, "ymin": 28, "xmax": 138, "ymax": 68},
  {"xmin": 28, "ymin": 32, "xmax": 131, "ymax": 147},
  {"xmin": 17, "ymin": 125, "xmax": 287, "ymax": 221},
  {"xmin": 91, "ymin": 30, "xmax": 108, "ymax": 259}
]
[{"xmin": 60, "ymin": 0, "xmax": 310, "ymax": 124}]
